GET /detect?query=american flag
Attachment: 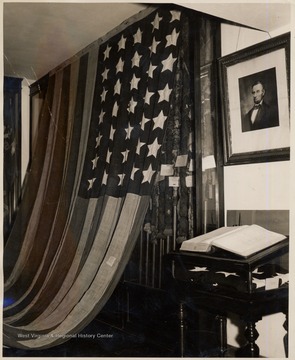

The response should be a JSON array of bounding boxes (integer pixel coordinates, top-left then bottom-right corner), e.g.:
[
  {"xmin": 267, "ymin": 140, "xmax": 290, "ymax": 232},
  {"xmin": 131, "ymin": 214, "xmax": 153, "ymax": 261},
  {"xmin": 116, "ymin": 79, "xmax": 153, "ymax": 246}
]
[
  {"xmin": 79, "ymin": 9, "xmax": 182, "ymax": 198},
  {"xmin": 3, "ymin": 8, "xmax": 185, "ymax": 349}
]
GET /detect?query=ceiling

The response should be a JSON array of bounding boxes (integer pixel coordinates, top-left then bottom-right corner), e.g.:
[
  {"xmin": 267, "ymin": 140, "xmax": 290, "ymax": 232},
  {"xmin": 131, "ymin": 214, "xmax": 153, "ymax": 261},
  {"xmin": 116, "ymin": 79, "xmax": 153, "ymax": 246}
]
[{"xmin": 3, "ymin": 2, "xmax": 291, "ymax": 82}]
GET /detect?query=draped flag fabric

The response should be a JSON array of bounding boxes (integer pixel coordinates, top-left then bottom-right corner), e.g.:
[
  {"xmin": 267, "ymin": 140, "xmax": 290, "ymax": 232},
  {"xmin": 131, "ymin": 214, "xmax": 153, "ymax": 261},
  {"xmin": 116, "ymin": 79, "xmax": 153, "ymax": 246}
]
[{"xmin": 3, "ymin": 8, "xmax": 187, "ymax": 349}]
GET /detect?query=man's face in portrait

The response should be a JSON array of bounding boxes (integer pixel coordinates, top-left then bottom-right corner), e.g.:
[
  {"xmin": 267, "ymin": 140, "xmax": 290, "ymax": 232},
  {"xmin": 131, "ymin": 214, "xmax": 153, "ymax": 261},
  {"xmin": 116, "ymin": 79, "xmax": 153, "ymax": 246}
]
[{"xmin": 252, "ymin": 83, "xmax": 265, "ymax": 104}]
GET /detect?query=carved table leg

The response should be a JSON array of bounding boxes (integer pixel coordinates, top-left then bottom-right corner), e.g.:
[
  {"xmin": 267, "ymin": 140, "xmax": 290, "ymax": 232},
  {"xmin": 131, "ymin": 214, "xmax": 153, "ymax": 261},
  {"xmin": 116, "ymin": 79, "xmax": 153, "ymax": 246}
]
[
  {"xmin": 178, "ymin": 301, "xmax": 186, "ymax": 357},
  {"xmin": 236, "ymin": 321, "xmax": 259, "ymax": 357},
  {"xmin": 216, "ymin": 315, "xmax": 227, "ymax": 357}
]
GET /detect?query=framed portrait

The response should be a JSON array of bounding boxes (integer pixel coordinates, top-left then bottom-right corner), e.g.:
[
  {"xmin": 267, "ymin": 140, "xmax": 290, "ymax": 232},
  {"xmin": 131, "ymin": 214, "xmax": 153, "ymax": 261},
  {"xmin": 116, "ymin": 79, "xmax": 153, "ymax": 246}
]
[{"xmin": 218, "ymin": 33, "xmax": 290, "ymax": 165}]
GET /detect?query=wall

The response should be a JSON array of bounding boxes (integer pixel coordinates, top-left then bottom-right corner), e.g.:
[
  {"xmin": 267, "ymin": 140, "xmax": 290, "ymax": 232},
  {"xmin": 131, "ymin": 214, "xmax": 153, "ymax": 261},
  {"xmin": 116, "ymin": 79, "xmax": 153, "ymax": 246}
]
[{"xmin": 221, "ymin": 23, "xmax": 291, "ymax": 358}]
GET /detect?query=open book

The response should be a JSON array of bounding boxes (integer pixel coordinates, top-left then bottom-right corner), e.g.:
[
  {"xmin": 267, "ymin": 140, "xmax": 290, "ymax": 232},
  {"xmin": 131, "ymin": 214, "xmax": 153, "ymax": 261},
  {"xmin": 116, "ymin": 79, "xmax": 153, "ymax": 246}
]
[{"xmin": 180, "ymin": 224, "xmax": 287, "ymax": 257}]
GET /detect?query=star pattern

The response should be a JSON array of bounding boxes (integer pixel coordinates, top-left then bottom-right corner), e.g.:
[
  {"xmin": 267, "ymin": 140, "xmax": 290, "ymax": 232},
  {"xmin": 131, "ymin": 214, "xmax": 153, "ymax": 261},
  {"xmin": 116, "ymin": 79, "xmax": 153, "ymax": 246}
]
[
  {"xmin": 130, "ymin": 74, "xmax": 140, "ymax": 90},
  {"xmin": 131, "ymin": 51, "xmax": 142, "ymax": 68},
  {"xmin": 116, "ymin": 58, "xmax": 124, "ymax": 73},
  {"xmin": 104, "ymin": 45, "xmax": 111, "ymax": 60},
  {"xmin": 166, "ymin": 28, "xmax": 179, "ymax": 47},
  {"xmin": 170, "ymin": 10, "xmax": 181, "ymax": 23},
  {"xmin": 118, "ymin": 35, "xmax": 127, "ymax": 50},
  {"xmin": 150, "ymin": 38, "xmax": 160, "ymax": 54},
  {"xmin": 158, "ymin": 84, "xmax": 172, "ymax": 103},
  {"xmin": 79, "ymin": 10, "xmax": 181, "ymax": 198},
  {"xmin": 133, "ymin": 28, "xmax": 142, "ymax": 44},
  {"xmin": 99, "ymin": 110, "xmax": 105, "ymax": 124},
  {"xmin": 162, "ymin": 53, "xmax": 177, "ymax": 72},
  {"xmin": 91, "ymin": 155, "xmax": 99, "ymax": 169},
  {"xmin": 102, "ymin": 68, "xmax": 109, "ymax": 81}
]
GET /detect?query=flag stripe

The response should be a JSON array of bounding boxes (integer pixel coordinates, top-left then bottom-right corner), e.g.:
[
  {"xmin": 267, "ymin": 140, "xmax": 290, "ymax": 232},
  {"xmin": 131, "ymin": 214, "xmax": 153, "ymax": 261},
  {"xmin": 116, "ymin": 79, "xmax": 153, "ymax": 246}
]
[{"xmin": 4, "ymin": 50, "xmax": 98, "ymax": 323}]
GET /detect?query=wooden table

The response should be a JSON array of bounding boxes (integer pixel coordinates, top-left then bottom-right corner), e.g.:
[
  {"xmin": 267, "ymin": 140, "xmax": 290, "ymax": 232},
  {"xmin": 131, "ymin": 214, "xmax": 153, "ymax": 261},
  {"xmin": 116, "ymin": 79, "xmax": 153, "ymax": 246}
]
[{"xmin": 165, "ymin": 240, "xmax": 289, "ymax": 357}]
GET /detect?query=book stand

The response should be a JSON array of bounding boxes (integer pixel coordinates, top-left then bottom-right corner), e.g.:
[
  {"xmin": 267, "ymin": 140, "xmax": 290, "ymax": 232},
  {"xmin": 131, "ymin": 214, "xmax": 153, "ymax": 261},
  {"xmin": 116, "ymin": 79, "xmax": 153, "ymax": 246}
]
[{"xmin": 165, "ymin": 238, "xmax": 289, "ymax": 357}]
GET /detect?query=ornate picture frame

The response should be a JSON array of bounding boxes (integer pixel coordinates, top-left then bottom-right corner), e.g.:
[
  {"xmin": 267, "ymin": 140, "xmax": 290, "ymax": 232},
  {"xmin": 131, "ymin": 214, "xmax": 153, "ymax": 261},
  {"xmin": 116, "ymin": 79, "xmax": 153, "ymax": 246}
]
[{"xmin": 218, "ymin": 33, "xmax": 290, "ymax": 165}]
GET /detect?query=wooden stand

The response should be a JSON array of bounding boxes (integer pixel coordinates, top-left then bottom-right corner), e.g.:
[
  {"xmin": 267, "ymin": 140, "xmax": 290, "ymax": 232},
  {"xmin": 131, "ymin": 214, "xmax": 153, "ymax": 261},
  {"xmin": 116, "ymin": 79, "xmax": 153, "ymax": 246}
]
[{"xmin": 166, "ymin": 239, "xmax": 289, "ymax": 357}]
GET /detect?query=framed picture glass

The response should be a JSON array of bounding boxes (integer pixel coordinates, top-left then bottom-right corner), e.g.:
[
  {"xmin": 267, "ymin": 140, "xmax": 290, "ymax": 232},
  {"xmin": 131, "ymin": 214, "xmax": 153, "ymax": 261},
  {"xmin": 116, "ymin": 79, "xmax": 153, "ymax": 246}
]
[{"xmin": 218, "ymin": 33, "xmax": 290, "ymax": 165}]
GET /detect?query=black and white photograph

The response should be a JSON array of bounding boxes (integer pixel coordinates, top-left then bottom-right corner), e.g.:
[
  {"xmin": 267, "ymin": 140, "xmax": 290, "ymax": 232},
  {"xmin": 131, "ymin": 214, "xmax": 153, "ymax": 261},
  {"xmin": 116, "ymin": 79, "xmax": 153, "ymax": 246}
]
[
  {"xmin": 1, "ymin": 1, "xmax": 293, "ymax": 359},
  {"xmin": 239, "ymin": 68, "xmax": 279, "ymax": 133},
  {"xmin": 219, "ymin": 32, "xmax": 290, "ymax": 165}
]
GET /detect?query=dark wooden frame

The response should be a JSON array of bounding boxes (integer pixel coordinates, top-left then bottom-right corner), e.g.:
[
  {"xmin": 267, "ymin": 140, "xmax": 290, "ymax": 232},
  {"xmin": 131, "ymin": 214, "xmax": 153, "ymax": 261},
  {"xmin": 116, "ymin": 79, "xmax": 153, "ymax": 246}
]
[{"xmin": 218, "ymin": 33, "xmax": 290, "ymax": 165}]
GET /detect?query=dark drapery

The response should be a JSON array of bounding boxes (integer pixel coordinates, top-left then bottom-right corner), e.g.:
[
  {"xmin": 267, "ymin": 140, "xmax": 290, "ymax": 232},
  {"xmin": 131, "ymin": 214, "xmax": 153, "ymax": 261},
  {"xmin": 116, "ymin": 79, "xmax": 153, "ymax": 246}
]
[
  {"xmin": 3, "ymin": 7, "xmax": 194, "ymax": 349},
  {"xmin": 3, "ymin": 77, "xmax": 22, "ymax": 243}
]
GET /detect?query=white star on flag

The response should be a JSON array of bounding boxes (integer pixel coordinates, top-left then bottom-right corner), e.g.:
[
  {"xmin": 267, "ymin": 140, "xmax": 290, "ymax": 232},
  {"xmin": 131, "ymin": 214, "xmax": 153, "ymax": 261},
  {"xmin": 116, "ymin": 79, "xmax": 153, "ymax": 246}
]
[
  {"xmin": 148, "ymin": 65, "xmax": 157, "ymax": 78},
  {"xmin": 106, "ymin": 150, "xmax": 112, "ymax": 164},
  {"xmin": 150, "ymin": 38, "xmax": 160, "ymax": 54},
  {"xmin": 116, "ymin": 58, "xmax": 124, "ymax": 73},
  {"xmin": 118, "ymin": 173, "xmax": 125, "ymax": 186},
  {"xmin": 102, "ymin": 171, "xmax": 108, "ymax": 185},
  {"xmin": 95, "ymin": 134, "xmax": 102, "ymax": 148},
  {"xmin": 153, "ymin": 110, "xmax": 166, "ymax": 130},
  {"xmin": 87, "ymin": 178, "xmax": 96, "ymax": 190},
  {"xmin": 112, "ymin": 102, "xmax": 119, "ymax": 117},
  {"xmin": 166, "ymin": 28, "xmax": 179, "ymax": 47},
  {"xmin": 109, "ymin": 125, "xmax": 116, "ymax": 140},
  {"xmin": 133, "ymin": 28, "xmax": 142, "ymax": 44},
  {"xmin": 99, "ymin": 110, "xmax": 105, "ymax": 124},
  {"xmin": 125, "ymin": 124, "xmax": 134, "ymax": 139},
  {"xmin": 158, "ymin": 84, "xmax": 172, "ymax": 103},
  {"xmin": 102, "ymin": 68, "xmax": 109, "ymax": 81},
  {"xmin": 130, "ymin": 74, "xmax": 140, "ymax": 90},
  {"xmin": 101, "ymin": 88, "xmax": 108, "ymax": 102},
  {"xmin": 114, "ymin": 79, "xmax": 121, "ymax": 95},
  {"xmin": 91, "ymin": 154, "xmax": 99, "ymax": 169},
  {"xmin": 121, "ymin": 149, "xmax": 130, "ymax": 162},
  {"xmin": 162, "ymin": 53, "xmax": 176, "ymax": 72},
  {"xmin": 152, "ymin": 13, "xmax": 162, "ymax": 30},
  {"xmin": 147, "ymin": 64, "xmax": 157, "ymax": 78},
  {"xmin": 128, "ymin": 99, "xmax": 137, "ymax": 114},
  {"xmin": 131, "ymin": 51, "xmax": 142, "ymax": 68},
  {"xmin": 104, "ymin": 45, "xmax": 111, "ymax": 60},
  {"xmin": 118, "ymin": 35, "xmax": 127, "ymax": 50},
  {"xmin": 148, "ymin": 138, "xmax": 161, "ymax": 157},
  {"xmin": 136, "ymin": 140, "xmax": 146, "ymax": 155},
  {"xmin": 130, "ymin": 167, "xmax": 140, "ymax": 180},
  {"xmin": 142, "ymin": 164, "xmax": 155, "ymax": 183},
  {"xmin": 145, "ymin": 90, "xmax": 154, "ymax": 105},
  {"xmin": 170, "ymin": 10, "xmax": 181, "ymax": 22}
]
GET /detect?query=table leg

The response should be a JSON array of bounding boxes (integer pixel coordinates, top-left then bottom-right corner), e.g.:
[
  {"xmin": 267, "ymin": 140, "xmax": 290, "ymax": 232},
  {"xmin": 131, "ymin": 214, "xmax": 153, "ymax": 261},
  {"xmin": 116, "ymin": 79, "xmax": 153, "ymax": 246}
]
[
  {"xmin": 216, "ymin": 315, "xmax": 227, "ymax": 356},
  {"xmin": 178, "ymin": 301, "xmax": 186, "ymax": 357},
  {"xmin": 236, "ymin": 321, "xmax": 259, "ymax": 357}
]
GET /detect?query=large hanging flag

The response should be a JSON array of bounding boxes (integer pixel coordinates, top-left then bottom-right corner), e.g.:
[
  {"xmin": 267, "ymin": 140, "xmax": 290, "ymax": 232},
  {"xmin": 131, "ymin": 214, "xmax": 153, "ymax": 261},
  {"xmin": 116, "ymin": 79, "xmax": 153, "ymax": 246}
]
[{"xmin": 3, "ymin": 7, "xmax": 185, "ymax": 349}]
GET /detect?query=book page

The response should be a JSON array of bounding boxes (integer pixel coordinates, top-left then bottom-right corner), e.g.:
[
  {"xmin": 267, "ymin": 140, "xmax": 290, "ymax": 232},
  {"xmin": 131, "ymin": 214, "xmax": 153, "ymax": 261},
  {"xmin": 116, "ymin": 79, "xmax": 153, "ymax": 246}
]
[
  {"xmin": 180, "ymin": 226, "xmax": 247, "ymax": 252},
  {"xmin": 212, "ymin": 224, "xmax": 286, "ymax": 257}
]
